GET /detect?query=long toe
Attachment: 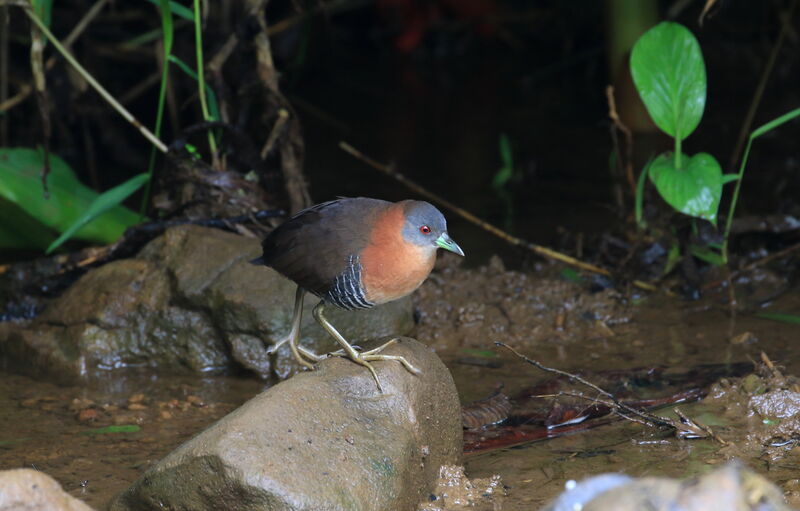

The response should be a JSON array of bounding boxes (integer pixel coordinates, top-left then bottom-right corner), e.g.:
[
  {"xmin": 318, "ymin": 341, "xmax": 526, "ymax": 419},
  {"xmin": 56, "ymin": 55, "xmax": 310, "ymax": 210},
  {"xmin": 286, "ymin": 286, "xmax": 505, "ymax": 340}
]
[
  {"xmin": 359, "ymin": 339, "xmax": 398, "ymax": 356},
  {"xmin": 266, "ymin": 338, "xmax": 289, "ymax": 354},
  {"xmin": 360, "ymin": 353, "xmax": 421, "ymax": 375}
]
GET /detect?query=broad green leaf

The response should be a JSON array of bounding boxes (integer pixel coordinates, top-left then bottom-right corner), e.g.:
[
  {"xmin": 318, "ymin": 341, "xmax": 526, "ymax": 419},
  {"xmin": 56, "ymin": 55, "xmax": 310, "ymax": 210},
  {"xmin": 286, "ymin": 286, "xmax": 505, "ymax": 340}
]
[
  {"xmin": 47, "ymin": 173, "xmax": 150, "ymax": 254},
  {"xmin": 81, "ymin": 425, "xmax": 141, "ymax": 435},
  {"xmin": 649, "ymin": 152, "xmax": 722, "ymax": 223},
  {"xmin": 0, "ymin": 198, "xmax": 56, "ymax": 249},
  {"xmin": 630, "ymin": 22, "xmax": 706, "ymax": 140},
  {"xmin": 0, "ymin": 148, "xmax": 141, "ymax": 245}
]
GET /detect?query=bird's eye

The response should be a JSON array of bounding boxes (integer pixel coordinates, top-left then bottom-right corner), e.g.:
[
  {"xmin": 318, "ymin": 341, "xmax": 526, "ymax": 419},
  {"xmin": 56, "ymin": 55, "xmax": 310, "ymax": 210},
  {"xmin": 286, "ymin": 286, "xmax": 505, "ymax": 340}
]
[{"xmin": 419, "ymin": 225, "xmax": 431, "ymax": 234}]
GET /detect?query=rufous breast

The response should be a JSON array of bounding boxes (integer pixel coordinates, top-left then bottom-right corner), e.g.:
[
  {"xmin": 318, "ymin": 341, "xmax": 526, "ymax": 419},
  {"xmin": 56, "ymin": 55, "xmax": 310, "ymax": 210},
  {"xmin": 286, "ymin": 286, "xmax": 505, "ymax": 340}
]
[{"xmin": 360, "ymin": 205, "xmax": 436, "ymax": 305}]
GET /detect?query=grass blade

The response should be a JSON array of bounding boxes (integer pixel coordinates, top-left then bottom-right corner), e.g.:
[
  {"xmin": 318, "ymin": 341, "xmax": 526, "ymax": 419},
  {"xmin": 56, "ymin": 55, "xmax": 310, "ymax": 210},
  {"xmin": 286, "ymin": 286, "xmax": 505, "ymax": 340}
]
[{"xmin": 46, "ymin": 173, "xmax": 149, "ymax": 254}]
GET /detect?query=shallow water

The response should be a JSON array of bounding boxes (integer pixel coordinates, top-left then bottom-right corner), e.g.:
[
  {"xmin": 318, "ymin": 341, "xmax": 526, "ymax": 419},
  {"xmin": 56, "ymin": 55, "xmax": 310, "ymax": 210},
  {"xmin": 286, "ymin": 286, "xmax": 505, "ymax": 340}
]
[{"xmin": 1, "ymin": 276, "xmax": 799, "ymax": 509}]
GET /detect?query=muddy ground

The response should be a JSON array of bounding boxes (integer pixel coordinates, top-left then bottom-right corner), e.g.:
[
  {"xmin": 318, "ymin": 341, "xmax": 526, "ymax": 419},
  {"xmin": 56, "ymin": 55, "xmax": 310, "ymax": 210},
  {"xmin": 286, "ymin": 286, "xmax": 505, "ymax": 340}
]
[{"xmin": 2, "ymin": 255, "xmax": 800, "ymax": 510}]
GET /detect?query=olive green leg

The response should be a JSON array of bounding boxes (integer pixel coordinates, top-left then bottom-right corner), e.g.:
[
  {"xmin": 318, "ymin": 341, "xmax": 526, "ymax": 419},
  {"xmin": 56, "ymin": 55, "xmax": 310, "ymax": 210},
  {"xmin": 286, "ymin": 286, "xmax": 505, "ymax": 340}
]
[
  {"xmin": 312, "ymin": 302, "xmax": 421, "ymax": 392},
  {"xmin": 267, "ymin": 286, "xmax": 322, "ymax": 369}
]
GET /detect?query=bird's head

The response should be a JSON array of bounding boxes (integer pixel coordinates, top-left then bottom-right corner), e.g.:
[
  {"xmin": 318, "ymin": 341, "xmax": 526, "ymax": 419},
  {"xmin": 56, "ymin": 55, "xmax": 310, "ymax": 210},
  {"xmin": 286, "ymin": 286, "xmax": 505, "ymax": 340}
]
[{"xmin": 401, "ymin": 201, "xmax": 465, "ymax": 257}]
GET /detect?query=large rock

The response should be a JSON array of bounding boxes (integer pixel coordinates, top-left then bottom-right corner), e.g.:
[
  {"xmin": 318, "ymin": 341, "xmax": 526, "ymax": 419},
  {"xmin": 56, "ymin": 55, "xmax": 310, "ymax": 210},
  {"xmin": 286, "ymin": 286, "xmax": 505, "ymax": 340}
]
[
  {"xmin": 111, "ymin": 338, "xmax": 462, "ymax": 511},
  {"xmin": 0, "ymin": 226, "xmax": 414, "ymax": 381},
  {"xmin": 0, "ymin": 468, "xmax": 95, "ymax": 511}
]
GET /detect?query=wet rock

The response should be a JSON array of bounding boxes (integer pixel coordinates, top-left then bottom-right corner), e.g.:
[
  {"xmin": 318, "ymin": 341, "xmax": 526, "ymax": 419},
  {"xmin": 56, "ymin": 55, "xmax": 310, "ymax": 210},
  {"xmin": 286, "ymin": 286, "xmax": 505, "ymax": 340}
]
[
  {"xmin": 544, "ymin": 462, "xmax": 791, "ymax": 511},
  {"xmin": 0, "ymin": 225, "xmax": 413, "ymax": 381},
  {"xmin": 111, "ymin": 338, "xmax": 462, "ymax": 511},
  {"xmin": 0, "ymin": 468, "xmax": 95, "ymax": 511}
]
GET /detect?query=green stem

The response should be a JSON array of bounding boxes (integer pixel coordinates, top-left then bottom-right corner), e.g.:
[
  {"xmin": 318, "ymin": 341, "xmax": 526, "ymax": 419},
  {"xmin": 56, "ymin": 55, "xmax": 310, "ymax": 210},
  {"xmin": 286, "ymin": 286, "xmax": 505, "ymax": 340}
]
[
  {"xmin": 141, "ymin": 0, "xmax": 174, "ymax": 218},
  {"xmin": 193, "ymin": 0, "xmax": 217, "ymax": 158},
  {"xmin": 674, "ymin": 135, "xmax": 682, "ymax": 170},
  {"xmin": 634, "ymin": 158, "xmax": 650, "ymax": 229},
  {"xmin": 23, "ymin": 6, "xmax": 167, "ymax": 153},
  {"xmin": 721, "ymin": 138, "xmax": 751, "ymax": 264}
]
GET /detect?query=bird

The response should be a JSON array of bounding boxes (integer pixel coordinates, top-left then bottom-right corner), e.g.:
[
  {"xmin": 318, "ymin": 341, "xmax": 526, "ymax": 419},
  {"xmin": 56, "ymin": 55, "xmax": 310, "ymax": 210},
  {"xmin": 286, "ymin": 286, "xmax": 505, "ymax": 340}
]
[{"xmin": 251, "ymin": 197, "xmax": 464, "ymax": 391}]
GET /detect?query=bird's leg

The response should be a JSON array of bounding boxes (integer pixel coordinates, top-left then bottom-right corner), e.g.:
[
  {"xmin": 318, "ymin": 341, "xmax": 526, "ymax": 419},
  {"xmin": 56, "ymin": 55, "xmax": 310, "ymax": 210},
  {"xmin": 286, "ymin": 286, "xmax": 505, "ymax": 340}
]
[
  {"xmin": 267, "ymin": 287, "xmax": 321, "ymax": 369},
  {"xmin": 312, "ymin": 302, "xmax": 421, "ymax": 391}
]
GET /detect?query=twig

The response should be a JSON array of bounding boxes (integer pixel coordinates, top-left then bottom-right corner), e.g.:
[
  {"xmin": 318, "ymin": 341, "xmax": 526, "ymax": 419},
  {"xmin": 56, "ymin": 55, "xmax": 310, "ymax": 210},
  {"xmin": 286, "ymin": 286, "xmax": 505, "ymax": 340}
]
[
  {"xmin": 728, "ymin": 0, "xmax": 798, "ymax": 170},
  {"xmin": 340, "ymin": 141, "xmax": 664, "ymax": 294},
  {"xmin": 605, "ymin": 85, "xmax": 635, "ymax": 196},
  {"xmin": 0, "ymin": 0, "xmax": 109, "ymax": 113},
  {"xmin": 23, "ymin": 6, "xmax": 168, "ymax": 153},
  {"xmin": 260, "ymin": 108, "xmax": 289, "ymax": 159},
  {"xmin": 495, "ymin": 342, "xmax": 672, "ymax": 427},
  {"xmin": 497, "ymin": 342, "xmax": 728, "ymax": 443},
  {"xmin": 702, "ymin": 241, "xmax": 800, "ymax": 292}
]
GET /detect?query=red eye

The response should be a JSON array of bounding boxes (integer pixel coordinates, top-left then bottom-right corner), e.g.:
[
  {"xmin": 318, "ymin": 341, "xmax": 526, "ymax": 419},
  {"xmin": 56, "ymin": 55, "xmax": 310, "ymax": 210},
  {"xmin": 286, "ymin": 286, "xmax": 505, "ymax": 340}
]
[{"xmin": 419, "ymin": 225, "xmax": 431, "ymax": 234}]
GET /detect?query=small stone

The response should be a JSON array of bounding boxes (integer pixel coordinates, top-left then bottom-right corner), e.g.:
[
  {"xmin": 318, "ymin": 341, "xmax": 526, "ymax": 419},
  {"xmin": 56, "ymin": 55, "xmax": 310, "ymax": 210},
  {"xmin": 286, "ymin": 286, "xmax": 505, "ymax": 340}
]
[
  {"xmin": 186, "ymin": 395, "xmax": 205, "ymax": 407},
  {"xmin": 69, "ymin": 398, "xmax": 95, "ymax": 412},
  {"xmin": 128, "ymin": 393, "xmax": 146, "ymax": 404},
  {"xmin": 160, "ymin": 411, "xmax": 173, "ymax": 420},
  {"xmin": 127, "ymin": 403, "xmax": 148, "ymax": 411},
  {"xmin": 730, "ymin": 331, "xmax": 756, "ymax": 345},
  {"xmin": 77, "ymin": 408, "xmax": 99, "ymax": 422},
  {"xmin": 20, "ymin": 398, "xmax": 40, "ymax": 408}
]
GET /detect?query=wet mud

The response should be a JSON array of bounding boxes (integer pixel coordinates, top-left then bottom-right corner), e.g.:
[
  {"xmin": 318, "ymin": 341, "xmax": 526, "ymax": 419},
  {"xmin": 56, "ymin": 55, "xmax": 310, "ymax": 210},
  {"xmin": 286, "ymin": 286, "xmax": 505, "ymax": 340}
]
[{"xmin": 2, "ymin": 256, "xmax": 800, "ymax": 509}]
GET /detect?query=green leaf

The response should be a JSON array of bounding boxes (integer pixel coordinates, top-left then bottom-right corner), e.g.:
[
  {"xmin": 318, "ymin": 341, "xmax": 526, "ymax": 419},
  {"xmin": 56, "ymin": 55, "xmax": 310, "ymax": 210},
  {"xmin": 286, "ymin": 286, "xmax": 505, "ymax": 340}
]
[
  {"xmin": 167, "ymin": 55, "xmax": 221, "ymax": 122},
  {"xmin": 0, "ymin": 198, "xmax": 56, "ymax": 249},
  {"xmin": 755, "ymin": 312, "xmax": 800, "ymax": 325},
  {"xmin": 47, "ymin": 173, "xmax": 150, "ymax": 254},
  {"xmin": 0, "ymin": 148, "xmax": 142, "ymax": 246},
  {"xmin": 662, "ymin": 242, "xmax": 681, "ymax": 276},
  {"xmin": 689, "ymin": 244, "xmax": 724, "ymax": 266},
  {"xmin": 630, "ymin": 22, "xmax": 706, "ymax": 140},
  {"xmin": 462, "ymin": 348, "xmax": 499, "ymax": 359},
  {"xmin": 81, "ymin": 425, "xmax": 141, "ymax": 435},
  {"xmin": 143, "ymin": 0, "xmax": 194, "ymax": 20},
  {"xmin": 649, "ymin": 152, "xmax": 723, "ymax": 223},
  {"xmin": 492, "ymin": 134, "xmax": 514, "ymax": 189},
  {"xmin": 559, "ymin": 267, "xmax": 582, "ymax": 283}
]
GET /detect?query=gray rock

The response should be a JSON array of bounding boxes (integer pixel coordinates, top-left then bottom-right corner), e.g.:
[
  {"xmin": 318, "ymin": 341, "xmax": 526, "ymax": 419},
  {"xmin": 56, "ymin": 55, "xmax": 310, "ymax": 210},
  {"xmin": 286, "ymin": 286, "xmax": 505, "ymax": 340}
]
[
  {"xmin": 110, "ymin": 338, "xmax": 462, "ymax": 511},
  {"xmin": 0, "ymin": 226, "xmax": 414, "ymax": 381},
  {"xmin": 0, "ymin": 468, "xmax": 95, "ymax": 511}
]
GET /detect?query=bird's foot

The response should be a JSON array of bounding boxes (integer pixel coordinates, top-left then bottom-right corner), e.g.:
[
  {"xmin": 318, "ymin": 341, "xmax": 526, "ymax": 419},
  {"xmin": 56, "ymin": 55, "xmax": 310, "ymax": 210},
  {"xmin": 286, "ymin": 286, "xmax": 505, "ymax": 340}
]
[{"xmin": 328, "ymin": 338, "xmax": 422, "ymax": 382}]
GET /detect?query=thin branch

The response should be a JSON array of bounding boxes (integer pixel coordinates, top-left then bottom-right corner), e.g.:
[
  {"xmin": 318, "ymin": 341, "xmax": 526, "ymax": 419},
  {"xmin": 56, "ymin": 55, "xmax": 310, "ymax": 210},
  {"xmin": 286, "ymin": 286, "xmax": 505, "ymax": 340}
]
[
  {"xmin": 340, "ymin": 141, "xmax": 666, "ymax": 295},
  {"xmin": 728, "ymin": 0, "xmax": 798, "ymax": 170}
]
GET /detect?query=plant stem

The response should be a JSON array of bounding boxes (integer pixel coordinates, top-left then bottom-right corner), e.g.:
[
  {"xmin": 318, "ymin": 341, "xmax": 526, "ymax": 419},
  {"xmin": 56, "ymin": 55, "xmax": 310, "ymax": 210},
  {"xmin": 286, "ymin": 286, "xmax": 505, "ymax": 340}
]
[
  {"xmin": 674, "ymin": 133, "xmax": 682, "ymax": 170},
  {"xmin": 722, "ymin": 138, "xmax": 751, "ymax": 264},
  {"xmin": 193, "ymin": 0, "xmax": 217, "ymax": 159},
  {"xmin": 23, "ymin": 6, "xmax": 167, "ymax": 153},
  {"xmin": 141, "ymin": 0, "xmax": 174, "ymax": 217}
]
